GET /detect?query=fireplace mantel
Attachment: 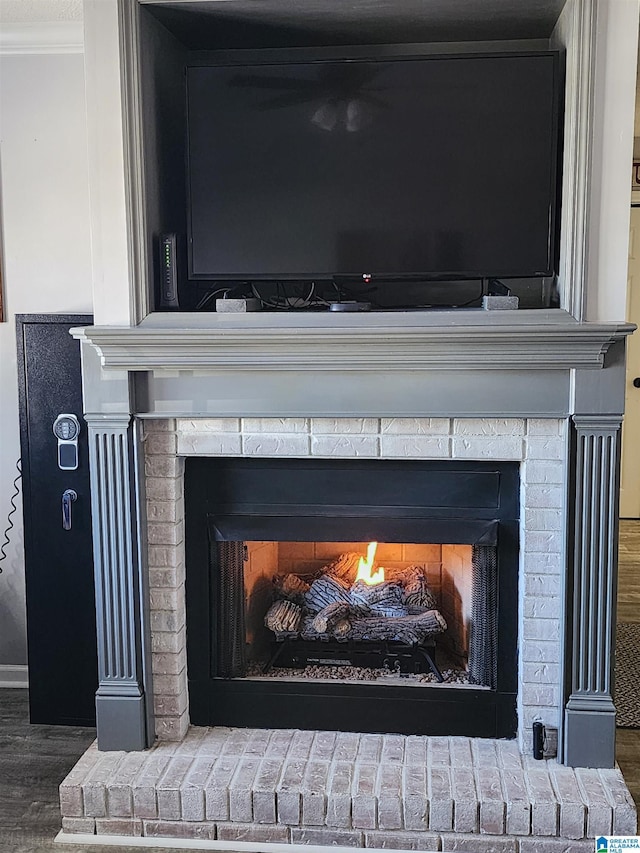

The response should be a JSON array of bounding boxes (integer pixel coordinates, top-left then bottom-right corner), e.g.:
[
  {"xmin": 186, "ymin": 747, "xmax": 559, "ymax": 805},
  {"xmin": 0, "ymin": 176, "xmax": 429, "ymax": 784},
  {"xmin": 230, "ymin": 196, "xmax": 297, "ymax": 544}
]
[{"xmin": 72, "ymin": 311, "xmax": 634, "ymax": 373}]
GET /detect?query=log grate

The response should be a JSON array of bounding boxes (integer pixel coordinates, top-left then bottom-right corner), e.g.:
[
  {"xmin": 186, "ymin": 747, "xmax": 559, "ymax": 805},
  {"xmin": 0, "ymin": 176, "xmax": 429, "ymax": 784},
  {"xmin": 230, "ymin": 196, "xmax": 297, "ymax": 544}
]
[{"xmin": 266, "ymin": 637, "xmax": 444, "ymax": 681}]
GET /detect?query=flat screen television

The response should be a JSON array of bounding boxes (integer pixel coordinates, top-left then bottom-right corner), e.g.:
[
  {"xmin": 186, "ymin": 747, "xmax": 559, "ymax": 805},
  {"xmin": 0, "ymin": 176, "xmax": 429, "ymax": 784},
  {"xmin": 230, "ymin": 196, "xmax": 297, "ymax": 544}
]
[{"xmin": 186, "ymin": 50, "xmax": 562, "ymax": 283}]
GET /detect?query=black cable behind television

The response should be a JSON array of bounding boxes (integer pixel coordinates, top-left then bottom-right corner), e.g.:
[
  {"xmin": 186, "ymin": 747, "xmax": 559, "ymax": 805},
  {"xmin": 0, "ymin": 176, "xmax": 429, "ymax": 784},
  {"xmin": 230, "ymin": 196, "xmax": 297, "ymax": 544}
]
[{"xmin": 186, "ymin": 50, "xmax": 562, "ymax": 285}]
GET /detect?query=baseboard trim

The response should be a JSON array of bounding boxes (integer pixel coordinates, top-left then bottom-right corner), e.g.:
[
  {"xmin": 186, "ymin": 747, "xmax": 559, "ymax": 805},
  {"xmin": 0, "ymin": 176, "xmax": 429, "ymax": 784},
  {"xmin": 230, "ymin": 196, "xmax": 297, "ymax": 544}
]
[
  {"xmin": 0, "ymin": 664, "xmax": 28, "ymax": 689},
  {"xmin": 55, "ymin": 833, "xmax": 402, "ymax": 853}
]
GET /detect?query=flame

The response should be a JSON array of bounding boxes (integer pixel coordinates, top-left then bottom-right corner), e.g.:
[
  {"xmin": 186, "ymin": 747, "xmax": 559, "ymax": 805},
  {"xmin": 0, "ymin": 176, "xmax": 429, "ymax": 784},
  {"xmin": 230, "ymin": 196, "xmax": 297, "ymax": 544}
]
[{"xmin": 355, "ymin": 541, "xmax": 385, "ymax": 585}]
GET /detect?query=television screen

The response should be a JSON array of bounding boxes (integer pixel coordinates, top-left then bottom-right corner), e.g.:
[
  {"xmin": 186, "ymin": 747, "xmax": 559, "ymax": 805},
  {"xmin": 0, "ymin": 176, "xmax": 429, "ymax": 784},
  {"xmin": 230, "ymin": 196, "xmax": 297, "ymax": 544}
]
[{"xmin": 186, "ymin": 52, "xmax": 561, "ymax": 282}]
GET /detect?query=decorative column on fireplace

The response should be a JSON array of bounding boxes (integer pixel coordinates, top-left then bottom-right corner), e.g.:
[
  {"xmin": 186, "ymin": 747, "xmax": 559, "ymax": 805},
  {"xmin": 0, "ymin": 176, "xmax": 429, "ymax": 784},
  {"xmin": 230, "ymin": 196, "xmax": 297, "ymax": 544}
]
[
  {"xmin": 564, "ymin": 414, "xmax": 622, "ymax": 767},
  {"xmin": 85, "ymin": 410, "xmax": 154, "ymax": 751}
]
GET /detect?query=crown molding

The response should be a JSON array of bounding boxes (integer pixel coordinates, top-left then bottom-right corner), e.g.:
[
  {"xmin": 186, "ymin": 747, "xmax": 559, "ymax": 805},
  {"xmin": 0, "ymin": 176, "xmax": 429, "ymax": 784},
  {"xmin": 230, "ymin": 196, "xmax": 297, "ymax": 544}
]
[
  {"xmin": 71, "ymin": 316, "xmax": 636, "ymax": 373},
  {"xmin": 0, "ymin": 21, "xmax": 83, "ymax": 55}
]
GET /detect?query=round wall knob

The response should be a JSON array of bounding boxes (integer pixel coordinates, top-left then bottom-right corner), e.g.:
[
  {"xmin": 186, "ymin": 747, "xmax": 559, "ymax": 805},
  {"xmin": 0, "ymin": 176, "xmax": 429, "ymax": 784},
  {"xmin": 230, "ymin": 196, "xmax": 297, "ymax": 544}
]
[{"xmin": 634, "ymin": 378, "xmax": 640, "ymax": 388}]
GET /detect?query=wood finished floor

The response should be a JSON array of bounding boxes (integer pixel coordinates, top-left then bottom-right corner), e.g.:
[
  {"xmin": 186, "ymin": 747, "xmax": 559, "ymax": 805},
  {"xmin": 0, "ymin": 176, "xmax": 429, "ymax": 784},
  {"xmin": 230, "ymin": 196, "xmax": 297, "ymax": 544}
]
[
  {"xmin": 0, "ymin": 691, "xmax": 144, "ymax": 853},
  {"xmin": 1, "ymin": 523, "xmax": 638, "ymax": 850}
]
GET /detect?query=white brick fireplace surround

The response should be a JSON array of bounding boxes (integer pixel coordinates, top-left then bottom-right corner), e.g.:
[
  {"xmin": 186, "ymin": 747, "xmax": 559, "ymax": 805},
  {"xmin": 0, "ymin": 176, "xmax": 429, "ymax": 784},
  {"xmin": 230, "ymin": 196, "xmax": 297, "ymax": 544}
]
[{"xmin": 145, "ymin": 416, "xmax": 566, "ymax": 749}]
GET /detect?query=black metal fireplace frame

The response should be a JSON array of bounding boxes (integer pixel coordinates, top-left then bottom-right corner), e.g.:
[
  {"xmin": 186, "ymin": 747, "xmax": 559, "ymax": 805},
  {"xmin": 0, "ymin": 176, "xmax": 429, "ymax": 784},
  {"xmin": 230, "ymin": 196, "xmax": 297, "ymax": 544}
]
[{"xmin": 185, "ymin": 458, "xmax": 519, "ymax": 738}]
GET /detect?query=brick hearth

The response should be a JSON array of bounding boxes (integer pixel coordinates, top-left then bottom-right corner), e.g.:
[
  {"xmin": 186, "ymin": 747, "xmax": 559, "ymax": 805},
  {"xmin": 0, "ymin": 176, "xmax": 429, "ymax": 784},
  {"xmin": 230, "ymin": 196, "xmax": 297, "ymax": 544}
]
[{"xmin": 60, "ymin": 727, "xmax": 635, "ymax": 849}]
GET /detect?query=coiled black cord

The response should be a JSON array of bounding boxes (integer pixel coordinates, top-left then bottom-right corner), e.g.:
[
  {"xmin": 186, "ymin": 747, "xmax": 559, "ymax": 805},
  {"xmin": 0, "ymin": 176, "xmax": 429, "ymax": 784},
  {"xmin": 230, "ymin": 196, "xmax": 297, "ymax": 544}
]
[{"xmin": 0, "ymin": 459, "xmax": 22, "ymax": 573}]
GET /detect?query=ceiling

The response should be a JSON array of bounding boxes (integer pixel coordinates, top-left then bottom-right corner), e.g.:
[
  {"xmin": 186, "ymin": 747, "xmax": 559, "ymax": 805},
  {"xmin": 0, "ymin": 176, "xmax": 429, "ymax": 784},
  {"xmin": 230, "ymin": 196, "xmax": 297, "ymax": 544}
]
[{"xmin": 144, "ymin": 0, "xmax": 568, "ymax": 50}]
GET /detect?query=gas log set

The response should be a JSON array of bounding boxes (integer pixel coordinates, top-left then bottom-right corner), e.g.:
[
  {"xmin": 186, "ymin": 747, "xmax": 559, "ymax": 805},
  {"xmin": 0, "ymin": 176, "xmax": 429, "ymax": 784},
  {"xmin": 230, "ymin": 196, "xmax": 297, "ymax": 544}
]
[{"xmin": 262, "ymin": 543, "xmax": 448, "ymax": 676}]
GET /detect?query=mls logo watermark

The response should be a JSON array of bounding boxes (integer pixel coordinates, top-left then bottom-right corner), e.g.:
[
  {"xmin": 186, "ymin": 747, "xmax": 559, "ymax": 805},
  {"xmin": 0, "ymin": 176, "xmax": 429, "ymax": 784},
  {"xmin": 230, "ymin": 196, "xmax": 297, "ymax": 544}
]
[{"xmin": 596, "ymin": 837, "xmax": 640, "ymax": 852}]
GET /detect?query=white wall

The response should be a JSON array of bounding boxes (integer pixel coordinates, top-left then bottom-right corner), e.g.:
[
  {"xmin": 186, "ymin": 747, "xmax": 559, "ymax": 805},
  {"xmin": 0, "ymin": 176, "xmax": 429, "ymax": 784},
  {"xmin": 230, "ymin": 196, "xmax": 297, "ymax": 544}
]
[
  {"xmin": 635, "ymin": 48, "xmax": 640, "ymax": 138},
  {"xmin": 83, "ymin": 0, "xmax": 136, "ymax": 325},
  {"xmin": 0, "ymin": 49, "xmax": 93, "ymax": 666},
  {"xmin": 586, "ymin": 0, "xmax": 639, "ymax": 321}
]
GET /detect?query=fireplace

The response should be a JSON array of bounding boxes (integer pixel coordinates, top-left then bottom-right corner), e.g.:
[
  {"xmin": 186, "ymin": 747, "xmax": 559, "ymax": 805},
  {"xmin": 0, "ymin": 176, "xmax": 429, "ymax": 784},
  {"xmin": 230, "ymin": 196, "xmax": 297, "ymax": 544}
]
[
  {"xmin": 184, "ymin": 456, "xmax": 518, "ymax": 737},
  {"xmin": 58, "ymin": 411, "xmax": 639, "ymax": 845},
  {"xmin": 64, "ymin": 404, "xmax": 627, "ymax": 773}
]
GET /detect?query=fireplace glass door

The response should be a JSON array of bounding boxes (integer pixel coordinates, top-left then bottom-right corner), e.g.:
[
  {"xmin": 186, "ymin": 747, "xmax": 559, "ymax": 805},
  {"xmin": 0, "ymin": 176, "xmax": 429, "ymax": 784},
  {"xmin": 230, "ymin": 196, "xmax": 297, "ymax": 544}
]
[{"xmin": 185, "ymin": 459, "xmax": 518, "ymax": 738}]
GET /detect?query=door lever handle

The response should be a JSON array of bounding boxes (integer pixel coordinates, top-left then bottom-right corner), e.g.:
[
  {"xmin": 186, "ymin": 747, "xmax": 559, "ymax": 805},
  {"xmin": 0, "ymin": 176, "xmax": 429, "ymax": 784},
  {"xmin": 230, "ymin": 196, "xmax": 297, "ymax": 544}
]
[{"xmin": 62, "ymin": 489, "xmax": 77, "ymax": 531}]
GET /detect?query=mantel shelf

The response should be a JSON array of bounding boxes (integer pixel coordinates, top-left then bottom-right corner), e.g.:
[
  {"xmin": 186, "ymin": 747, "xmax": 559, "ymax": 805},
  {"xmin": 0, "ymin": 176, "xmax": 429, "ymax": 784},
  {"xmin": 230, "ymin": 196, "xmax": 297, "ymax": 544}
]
[{"xmin": 72, "ymin": 313, "xmax": 635, "ymax": 373}]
